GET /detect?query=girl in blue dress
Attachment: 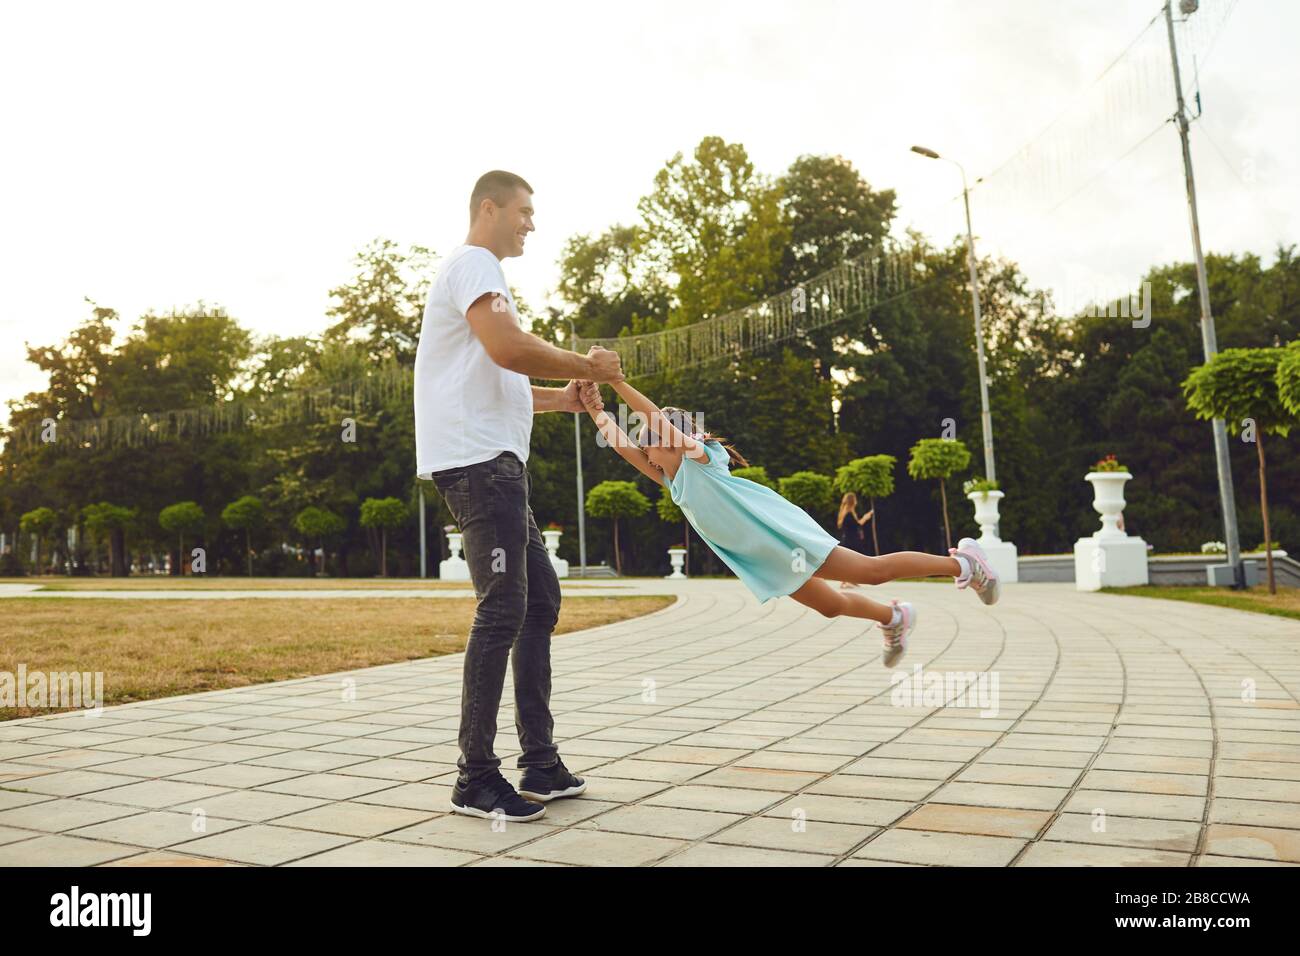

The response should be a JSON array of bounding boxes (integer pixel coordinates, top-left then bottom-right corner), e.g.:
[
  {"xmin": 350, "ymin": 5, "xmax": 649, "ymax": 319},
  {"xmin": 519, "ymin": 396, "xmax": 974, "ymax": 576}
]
[{"xmin": 576, "ymin": 380, "xmax": 999, "ymax": 666}]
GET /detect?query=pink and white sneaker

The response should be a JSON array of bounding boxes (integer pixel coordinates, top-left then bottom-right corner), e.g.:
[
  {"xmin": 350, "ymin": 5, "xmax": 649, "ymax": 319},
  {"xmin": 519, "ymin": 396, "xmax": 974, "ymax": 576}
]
[
  {"xmin": 951, "ymin": 537, "xmax": 1000, "ymax": 606},
  {"xmin": 880, "ymin": 600, "xmax": 915, "ymax": 668}
]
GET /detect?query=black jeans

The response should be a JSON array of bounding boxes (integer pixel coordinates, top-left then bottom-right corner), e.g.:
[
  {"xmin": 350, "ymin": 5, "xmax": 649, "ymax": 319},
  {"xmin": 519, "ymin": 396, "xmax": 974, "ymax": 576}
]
[{"xmin": 430, "ymin": 451, "xmax": 561, "ymax": 784}]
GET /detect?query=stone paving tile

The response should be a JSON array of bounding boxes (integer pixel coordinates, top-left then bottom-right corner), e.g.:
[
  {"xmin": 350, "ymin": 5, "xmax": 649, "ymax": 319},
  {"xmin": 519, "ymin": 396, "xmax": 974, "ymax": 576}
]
[
  {"xmin": 69, "ymin": 810, "xmax": 246, "ymax": 848},
  {"xmin": 853, "ymin": 829, "xmax": 1026, "ymax": 866},
  {"xmin": 0, "ymin": 797, "xmax": 142, "ymax": 832},
  {"xmin": 3, "ymin": 580, "xmax": 1296, "ymax": 867},
  {"xmin": 269, "ymin": 802, "xmax": 437, "ymax": 838},
  {"xmin": 763, "ymin": 793, "xmax": 913, "ymax": 827},
  {"xmin": 898, "ymin": 803, "xmax": 1052, "ymax": 839},
  {"xmin": 1201, "ymin": 823, "xmax": 1300, "ymax": 864},
  {"xmin": 641, "ymin": 785, "xmax": 784, "ymax": 814},
  {"xmin": 1016, "ymin": 841, "xmax": 1191, "ymax": 866},
  {"xmin": 510, "ymin": 829, "xmax": 686, "ymax": 866},
  {"xmin": 708, "ymin": 815, "xmax": 876, "ymax": 855},
  {"xmin": 284, "ymin": 840, "xmax": 479, "ymax": 866},
  {"xmin": 178, "ymin": 790, "xmax": 328, "ymax": 822},
  {"xmin": 169, "ymin": 825, "xmax": 354, "ymax": 866},
  {"xmin": 657, "ymin": 843, "xmax": 833, "ymax": 866},
  {"xmin": 1041, "ymin": 812, "xmax": 1202, "ymax": 853},
  {"xmin": 1209, "ymin": 798, "xmax": 1300, "ymax": 830},
  {"xmin": 807, "ymin": 775, "xmax": 938, "ymax": 802},
  {"xmin": 578, "ymin": 804, "xmax": 742, "ymax": 841},
  {"xmin": 0, "ymin": 833, "xmax": 145, "ymax": 866},
  {"xmin": 1063, "ymin": 789, "xmax": 1206, "ymax": 821},
  {"xmin": 929, "ymin": 782, "xmax": 1069, "ymax": 812},
  {"xmin": 98, "ymin": 850, "xmax": 249, "ymax": 866}
]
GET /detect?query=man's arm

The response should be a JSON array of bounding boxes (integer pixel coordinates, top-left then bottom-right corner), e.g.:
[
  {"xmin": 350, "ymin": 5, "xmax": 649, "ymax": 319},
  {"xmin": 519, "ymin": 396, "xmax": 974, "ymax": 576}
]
[
  {"xmin": 532, "ymin": 384, "xmax": 580, "ymax": 414},
  {"xmin": 466, "ymin": 294, "xmax": 622, "ymax": 382}
]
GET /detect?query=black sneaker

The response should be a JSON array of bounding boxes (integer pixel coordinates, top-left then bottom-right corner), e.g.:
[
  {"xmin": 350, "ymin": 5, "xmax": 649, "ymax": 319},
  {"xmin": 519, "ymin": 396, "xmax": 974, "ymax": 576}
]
[
  {"xmin": 518, "ymin": 759, "xmax": 587, "ymax": 802},
  {"xmin": 450, "ymin": 772, "xmax": 546, "ymax": 821}
]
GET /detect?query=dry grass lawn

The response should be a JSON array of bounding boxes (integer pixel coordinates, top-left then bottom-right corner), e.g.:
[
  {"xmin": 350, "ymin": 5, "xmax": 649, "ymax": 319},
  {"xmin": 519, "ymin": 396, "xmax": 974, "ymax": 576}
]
[{"xmin": 0, "ymin": 594, "xmax": 674, "ymax": 720}]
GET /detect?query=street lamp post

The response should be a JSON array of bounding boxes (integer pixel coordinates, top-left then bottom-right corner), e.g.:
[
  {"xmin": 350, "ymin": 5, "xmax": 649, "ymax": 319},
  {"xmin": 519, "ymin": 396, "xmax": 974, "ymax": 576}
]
[
  {"xmin": 567, "ymin": 319, "xmax": 588, "ymax": 578},
  {"xmin": 911, "ymin": 145, "xmax": 996, "ymax": 485}
]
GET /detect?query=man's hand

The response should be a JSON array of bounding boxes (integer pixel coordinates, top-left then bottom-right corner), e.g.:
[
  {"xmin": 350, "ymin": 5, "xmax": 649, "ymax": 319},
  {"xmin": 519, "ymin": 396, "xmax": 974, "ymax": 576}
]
[
  {"xmin": 557, "ymin": 379, "xmax": 585, "ymax": 413},
  {"xmin": 586, "ymin": 346, "xmax": 623, "ymax": 383},
  {"xmin": 577, "ymin": 380, "xmax": 604, "ymax": 413}
]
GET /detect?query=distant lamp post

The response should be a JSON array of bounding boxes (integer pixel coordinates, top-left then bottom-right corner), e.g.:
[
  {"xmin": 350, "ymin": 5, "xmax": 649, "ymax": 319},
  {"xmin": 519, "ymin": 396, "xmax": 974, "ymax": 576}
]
[{"xmin": 910, "ymin": 144, "xmax": 996, "ymax": 486}]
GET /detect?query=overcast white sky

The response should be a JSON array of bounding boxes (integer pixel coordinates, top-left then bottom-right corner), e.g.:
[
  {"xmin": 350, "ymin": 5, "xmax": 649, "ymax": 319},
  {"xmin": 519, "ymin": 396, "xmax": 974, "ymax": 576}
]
[{"xmin": 1, "ymin": 0, "xmax": 1293, "ymax": 411}]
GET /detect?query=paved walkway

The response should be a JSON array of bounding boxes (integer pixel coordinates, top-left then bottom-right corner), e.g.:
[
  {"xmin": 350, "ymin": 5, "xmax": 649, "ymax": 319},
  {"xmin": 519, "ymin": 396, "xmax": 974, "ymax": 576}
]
[{"xmin": 1, "ymin": 580, "xmax": 1297, "ymax": 866}]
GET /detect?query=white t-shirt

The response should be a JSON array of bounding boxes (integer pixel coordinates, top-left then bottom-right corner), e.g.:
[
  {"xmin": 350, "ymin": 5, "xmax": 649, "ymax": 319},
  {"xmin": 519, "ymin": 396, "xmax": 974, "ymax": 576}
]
[{"xmin": 414, "ymin": 244, "xmax": 534, "ymax": 478}]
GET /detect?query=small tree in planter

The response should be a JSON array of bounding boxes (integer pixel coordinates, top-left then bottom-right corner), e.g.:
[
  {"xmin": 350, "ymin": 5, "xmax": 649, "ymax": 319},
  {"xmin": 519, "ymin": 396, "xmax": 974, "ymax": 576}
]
[
  {"xmin": 1184, "ymin": 347, "xmax": 1295, "ymax": 594},
  {"xmin": 222, "ymin": 495, "xmax": 267, "ymax": 577},
  {"xmin": 159, "ymin": 501, "xmax": 205, "ymax": 575},
  {"xmin": 586, "ymin": 480, "xmax": 650, "ymax": 575},
  {"xmin": 81, "ymin": 502, "xmax": 135, "ymax": 577},
  {"xmin": 294, "ymin": 506, "xmax": 346, "ymax": 576},
  {"xmin": 360, "ymin": 497, "xmax": 407, "ymax": 577},
  {"xmin": 834, "ymin": 455, "xmax": 895, "ymax": 555},
  {"xmin": 656, "ymin": 484, "xmax": 691, "ymax": 574},
  {"xmin": 907, "ymin": 438, "xmax": 972, "ymax": 551},
  {"xmin": 19, "ymin": 507, "xmax": 57, "ymax": 576},
  {"xmin": 732, "ymin": 465, "xmax": 777, "ymax": 490},
  {"xmin": 778, "ymin": 471, "xmax": 834, "ymax": 522}
]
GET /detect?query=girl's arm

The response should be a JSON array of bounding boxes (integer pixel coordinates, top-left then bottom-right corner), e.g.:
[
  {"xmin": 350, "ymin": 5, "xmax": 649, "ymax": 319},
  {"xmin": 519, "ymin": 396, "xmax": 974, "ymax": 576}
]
[
  {"xmin": 609, "ymin": 380, "xmax": 708, "ymax": 462},
  {"xmin": 581, "ymin": 385, "xmax": 667, "ymax": 485},
  {"xmin": 857, "ymin": 510, "xmax": 874, "ymax": 524}
]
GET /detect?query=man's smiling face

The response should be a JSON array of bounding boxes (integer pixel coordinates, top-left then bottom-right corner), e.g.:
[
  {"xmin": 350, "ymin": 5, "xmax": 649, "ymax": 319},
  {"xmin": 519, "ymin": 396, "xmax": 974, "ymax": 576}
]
[{"xmin": 497, "ymin": 186, "xmax": 534, "ymax": 258}]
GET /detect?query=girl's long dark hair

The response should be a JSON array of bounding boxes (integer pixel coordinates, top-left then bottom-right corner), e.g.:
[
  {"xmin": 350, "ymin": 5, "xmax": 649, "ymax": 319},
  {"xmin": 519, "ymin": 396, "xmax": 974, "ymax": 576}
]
[{"xmin": 655, "ymin": 406, "xmax": 750, "ymax": 469}]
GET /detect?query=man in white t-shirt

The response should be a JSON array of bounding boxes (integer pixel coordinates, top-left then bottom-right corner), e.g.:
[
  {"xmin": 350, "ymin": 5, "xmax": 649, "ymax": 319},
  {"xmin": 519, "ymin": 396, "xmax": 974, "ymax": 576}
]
[{"xmin": 414, "ymin": 170, "xmax": 623, "ymax": 822}]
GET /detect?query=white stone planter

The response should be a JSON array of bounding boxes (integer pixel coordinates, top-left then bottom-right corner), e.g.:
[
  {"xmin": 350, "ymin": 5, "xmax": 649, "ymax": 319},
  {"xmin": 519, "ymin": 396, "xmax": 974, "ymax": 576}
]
[
  {"xmin": 439, "ymin": 531, "xmax": 470, "ymax": 581},
  {"xmin": 666, "ymin": 546, "xmax": 687, "ymax": 579},
  {"xmin": 1074, "ymin": 471, "xmax": 1148, "ymax": 590},
  {"xmin": 543, "ymin": 529, "xmax": 569, "ymax": 578},
  {"xmin": 965, "ymin": 490, "xmax": 1018, "ymax": 583},
  {"xmin": 1085, "ymin": 471, "xmax": 1131, "ymax": 539}
]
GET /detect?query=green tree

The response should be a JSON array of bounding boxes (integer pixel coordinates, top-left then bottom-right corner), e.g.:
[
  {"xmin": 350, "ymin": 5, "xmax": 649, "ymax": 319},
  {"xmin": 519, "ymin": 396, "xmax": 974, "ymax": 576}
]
[
  {"xmin": 19, "ymin": 507, "xmax": 57, "ymax": 575},
  {"xmin": 80, "ymin": 502, "xmax": 134, "ymax": 576},
  {"xmin": 834, "ymin": 454, "xmax": 896, "ymax": 555},
  {"xmin": 222, "ymin": 495, "xmax": 267, "ymax": 577},
  {"xmin": 586, "ymin": 481, "xmax": 650, "ymax": 575},
  {"xmin": 637, "ymin": 135, "xmax": 790, "ymax": 325},
  {"xmin": 1184, "ymin": 347, "xmax": 1295, "ymax": 593},
  {"xmin": 325, "ymin": 239, "xmax": 435, "ymax": 364},
  {"xmin": 159, "ymin": 501, "xmax": 206, "ymax": 575},
  {"xmin": 650, "ymin": 486, "xmax": 691, "ymax": 574},
  {"xmin": 295, "ymin": 506, "xmax": 346, "ymax": 576},
  {"xmin": 778, "ymin": 471, "xmax": 834, "ymax": 521},
  {"xmin": 732, "ymin": 465, "xmax": 776, "ymax": 490},
  {"xmin": 908, "ymin": 439, "xmax": 972, "ymax": 551},
  {"xmin": 359, "ymin": 496, "xmax": 407, "ymax": 577}
]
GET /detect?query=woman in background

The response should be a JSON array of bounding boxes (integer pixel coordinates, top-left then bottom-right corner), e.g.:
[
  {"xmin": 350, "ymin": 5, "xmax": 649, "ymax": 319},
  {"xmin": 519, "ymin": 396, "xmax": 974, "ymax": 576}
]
[{"xmin": 836, "ymin": 493, "xmax": 874, "ymax": 589}]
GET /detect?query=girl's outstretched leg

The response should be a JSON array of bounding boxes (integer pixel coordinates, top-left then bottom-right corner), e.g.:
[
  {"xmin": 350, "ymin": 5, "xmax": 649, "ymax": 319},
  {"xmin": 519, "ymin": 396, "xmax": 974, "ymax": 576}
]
[
  {"xmin": 813, "ymin": 545, "xmax": 959, "ymax": 586},
  {"xmin": 790, "ymin": 576, "xmax": 917, "ymax": 665},
  {"xmin": 790, "ymin": 575, "xmax": 893, "ymax": 623}
]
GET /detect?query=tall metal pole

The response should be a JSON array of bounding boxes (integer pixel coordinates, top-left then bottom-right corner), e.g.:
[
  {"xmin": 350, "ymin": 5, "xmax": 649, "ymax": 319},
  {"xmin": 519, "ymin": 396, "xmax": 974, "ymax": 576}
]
[
  {"xmin": 1164, "ymin": 0, "xmax": 1243, "ymax": 585},
  {"xmin": 418, "ymin": 484, "xmax": 426, "ymax": 579},
  {"xmin": 568, "ymin": 319, "xmax": 588, "ymax": 577},
  {"xmin": 959, "ymin": 170, "xmax": 996, "ymax": 484}
]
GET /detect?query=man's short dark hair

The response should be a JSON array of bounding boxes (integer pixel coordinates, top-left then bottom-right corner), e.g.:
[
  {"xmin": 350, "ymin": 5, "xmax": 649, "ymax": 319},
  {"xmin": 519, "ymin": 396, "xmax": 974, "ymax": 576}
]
[{"xmin": 470, "ymin": 170, "xmax": 532, "ymax": 221}]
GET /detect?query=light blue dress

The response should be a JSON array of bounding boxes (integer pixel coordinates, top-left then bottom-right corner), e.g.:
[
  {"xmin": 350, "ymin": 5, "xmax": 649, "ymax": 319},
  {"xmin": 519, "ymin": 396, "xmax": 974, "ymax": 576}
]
[{"xmin": 660, "ymin": 440, "xmax": 839, "ymax": 603}]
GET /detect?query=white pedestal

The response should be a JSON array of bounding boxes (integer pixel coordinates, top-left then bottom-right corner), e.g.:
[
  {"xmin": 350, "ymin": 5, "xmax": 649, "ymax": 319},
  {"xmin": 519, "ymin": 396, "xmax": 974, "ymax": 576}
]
[
  {"xmin": 1073, "ymin": 536, "xmax": 1149, "ymax": 591},
  {"xmin": 665, "ymin": 547, "xmax": 687, "ymax": 579},
  {"xmin": 542, "ymin": 529, "xmax": 569, "ymax": 578},
  {"xmin": 967, "ymin": 491, "xmax": 1018, "ymax": 583},
  {"xmin": 979, "ymin": 539, "xmax": 1019, "ymax": 584},
  {"xmin": 439, "ymin": 532, "xmax": 470, "ymax": 582}
]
